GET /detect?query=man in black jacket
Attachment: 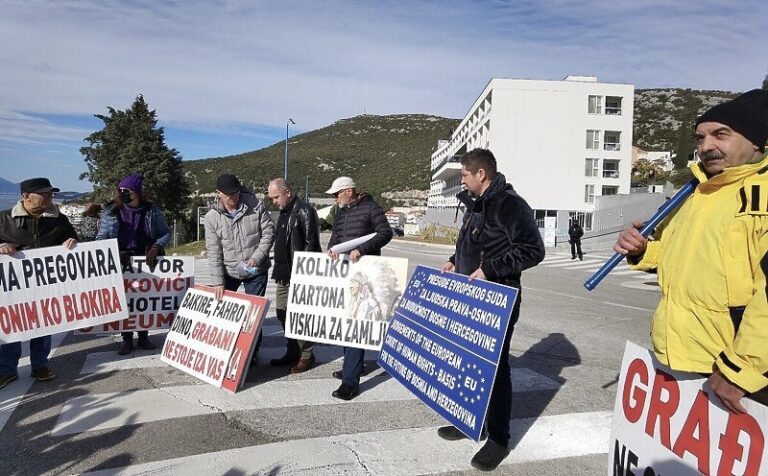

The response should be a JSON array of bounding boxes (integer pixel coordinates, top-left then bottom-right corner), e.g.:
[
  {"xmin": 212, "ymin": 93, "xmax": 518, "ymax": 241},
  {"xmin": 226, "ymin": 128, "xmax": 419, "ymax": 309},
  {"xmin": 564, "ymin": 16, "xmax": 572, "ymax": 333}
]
[
  {"xmin": 326, "ymin": 176, "xmax": 393, "ymax": 400},
  {"xmin": 267, "ymin": 178, "xmax": 322, "ymax": 373},
  {"xmin": 568, "ymin": 220, "xmax": 584, "ymax": 260},
  {"xmin": 440, "ymin": 149, "xmax": 545, "ymax": 471},
  {"xmin": 0, "ymin": 178, "xmax": 78, "ymax": 390}
]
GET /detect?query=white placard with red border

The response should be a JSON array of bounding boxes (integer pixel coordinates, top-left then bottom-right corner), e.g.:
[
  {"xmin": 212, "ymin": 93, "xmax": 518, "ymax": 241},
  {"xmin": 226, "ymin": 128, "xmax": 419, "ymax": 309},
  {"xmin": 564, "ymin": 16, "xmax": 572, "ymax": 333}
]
[
  {"xmin": 161, "ymin": 285, "xmax": 269, "ymax": 392},
  {"xmin": 0, "ymin": 239, "xmax": 128, "ymax": 344},
  {"xmin": 77, "ymin": 256, "xmax": 194, "ymax": 334},
  {"xmin": 609, "ymin": 341, "xmax": 768, "ymax": 476}
]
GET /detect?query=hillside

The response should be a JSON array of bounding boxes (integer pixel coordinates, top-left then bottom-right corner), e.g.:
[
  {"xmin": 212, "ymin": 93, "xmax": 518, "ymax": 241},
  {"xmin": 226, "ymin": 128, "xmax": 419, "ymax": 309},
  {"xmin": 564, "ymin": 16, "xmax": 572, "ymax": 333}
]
[
  {"xmin": 0, "ymin": 177, "xmax": 17, "ymax": 194},
  {"xmin": 633, "ymin": 88, "xmax": 737, "ymax": 154},
  {"xmin": 183, "ymin": 89, "xmax": 743, "ymax": 198},
  {"xmin": 182, "ymin": 114, "xmax": 460, "ymax": 198}
]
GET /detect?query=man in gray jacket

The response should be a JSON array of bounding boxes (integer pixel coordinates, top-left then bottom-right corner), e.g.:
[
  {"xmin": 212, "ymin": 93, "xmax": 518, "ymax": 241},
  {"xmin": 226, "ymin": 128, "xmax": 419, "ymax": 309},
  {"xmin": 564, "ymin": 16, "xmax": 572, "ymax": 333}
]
[{"xmin": 204, "ymin": 174, "xmax": 274, "ymax": 359}]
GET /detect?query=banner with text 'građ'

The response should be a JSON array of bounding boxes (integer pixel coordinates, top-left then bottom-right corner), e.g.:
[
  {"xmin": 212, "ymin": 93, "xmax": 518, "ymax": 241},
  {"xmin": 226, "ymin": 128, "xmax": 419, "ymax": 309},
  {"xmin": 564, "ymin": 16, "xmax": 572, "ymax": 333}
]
[{"xmin": 609, "ymin": 341, "xmax": 768, "ymax": 476}]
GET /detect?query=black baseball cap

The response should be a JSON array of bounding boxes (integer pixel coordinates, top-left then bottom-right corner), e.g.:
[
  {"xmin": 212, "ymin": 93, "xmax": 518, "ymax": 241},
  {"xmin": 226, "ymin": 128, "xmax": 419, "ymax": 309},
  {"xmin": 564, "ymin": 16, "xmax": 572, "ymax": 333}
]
[
  {"xmin": 20, "ymin": 177, "xmax": 60, "ymax": 194},
  {"xmin": 216, "ymin": 174, "xmax": 242, "ymax": 194}
]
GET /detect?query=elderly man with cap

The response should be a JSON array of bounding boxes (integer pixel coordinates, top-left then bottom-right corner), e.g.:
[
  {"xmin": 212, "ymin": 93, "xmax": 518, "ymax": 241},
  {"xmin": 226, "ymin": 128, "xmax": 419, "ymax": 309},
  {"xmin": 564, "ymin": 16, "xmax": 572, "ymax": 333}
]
[
  {"xmin": 325, "ymin": 176, "xmax": 392, "ymax": 400},
  {"xmin": 0, "ymin": 177, "xmax": 78, "ymax": 389},
  {"xmin": 204, "ymin": 174, "xmax": 274, "ymax": 359},
  {"xmin": 615, "ymin": 89, "xmax": 768, "ymax": 414}
]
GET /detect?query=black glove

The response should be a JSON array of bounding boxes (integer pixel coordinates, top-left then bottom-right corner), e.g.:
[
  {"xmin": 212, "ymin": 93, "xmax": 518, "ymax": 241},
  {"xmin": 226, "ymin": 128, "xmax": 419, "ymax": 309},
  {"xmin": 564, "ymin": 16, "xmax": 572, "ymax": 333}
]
[{"xmin": 145, "ymin": 245, "xmax": 160, "ymax": 269}]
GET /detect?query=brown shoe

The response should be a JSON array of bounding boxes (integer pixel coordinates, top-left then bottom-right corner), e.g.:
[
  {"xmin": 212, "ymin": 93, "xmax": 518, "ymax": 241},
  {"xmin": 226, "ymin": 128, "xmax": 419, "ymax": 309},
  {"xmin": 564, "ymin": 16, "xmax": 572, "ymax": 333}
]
[
  {"xmin": 31, "ymin": 367, "xmax": 56, "ymax": 382},
  {"xmin": 290, "ymin": 356, "xmax": 315, "ymax": 374},
  {"xmin": 0, "ymin": 374, "xmax": 19, "ymax": 390}
]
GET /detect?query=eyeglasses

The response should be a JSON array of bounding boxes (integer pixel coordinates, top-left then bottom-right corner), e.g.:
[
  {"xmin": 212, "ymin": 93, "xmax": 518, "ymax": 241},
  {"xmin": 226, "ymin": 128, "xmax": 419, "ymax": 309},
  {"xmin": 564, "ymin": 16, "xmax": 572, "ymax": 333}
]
[
  {"xmin": 333, "ymin": 189, "xmax": 348, "ymax": 198},
  {"xmin": 119, "ymin": 188, "xmax": 133, "ymax": 193},
  {"xmin": 31, "ymin": 191, "xmax": 54, "ymax": 197},
  {"xmin": 217, "ymin": 190, "xmax": 240, "ymax": 197}
]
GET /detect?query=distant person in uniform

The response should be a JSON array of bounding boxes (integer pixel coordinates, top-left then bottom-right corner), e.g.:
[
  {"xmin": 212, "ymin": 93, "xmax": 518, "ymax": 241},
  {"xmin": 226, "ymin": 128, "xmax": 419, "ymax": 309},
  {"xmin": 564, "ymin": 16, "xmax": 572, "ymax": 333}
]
[
  {"xmin": 326, "ymin": 176, "xmax": 392, "ymax": 400},
  {"xmin": 0, "ymin": 177, "xmax": 78, "ymax": 389},
  {"xmin": 568, "ymin": 220, "xmax": 584, "ymax": 260},
  {"xmin": 614, "ymin": 89, "xmax": 768, "ymax": 413},
  {"xmin": 439, "ymin": 149, "xmax": 545, "ymax": 471}
]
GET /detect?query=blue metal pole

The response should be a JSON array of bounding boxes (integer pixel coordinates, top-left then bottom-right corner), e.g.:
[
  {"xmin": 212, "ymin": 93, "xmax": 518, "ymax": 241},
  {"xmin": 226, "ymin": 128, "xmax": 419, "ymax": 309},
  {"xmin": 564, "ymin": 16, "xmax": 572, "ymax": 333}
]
[{"xmin": 584, "ymin": 178, "xmax": 699, "ymax": 291}]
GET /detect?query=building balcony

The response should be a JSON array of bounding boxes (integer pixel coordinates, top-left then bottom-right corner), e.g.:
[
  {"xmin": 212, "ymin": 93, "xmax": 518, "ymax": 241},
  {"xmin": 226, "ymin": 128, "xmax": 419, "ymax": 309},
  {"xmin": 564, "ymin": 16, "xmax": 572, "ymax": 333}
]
[
  {"xmin": 602, "ymin": 170, "xmax": 619, "ymax": 179},
  {"xmin": 431, "ymin": 155, "xmax": 462, "ymax": 180},
  {"xmin": 603, "ymin": 142, "xmax": 621, "ymax": 151}
]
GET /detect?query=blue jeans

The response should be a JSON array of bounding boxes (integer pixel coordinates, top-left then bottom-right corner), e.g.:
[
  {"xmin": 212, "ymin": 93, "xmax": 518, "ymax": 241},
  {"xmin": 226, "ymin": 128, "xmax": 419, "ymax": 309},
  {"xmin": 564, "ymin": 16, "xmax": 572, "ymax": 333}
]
[
  {"xmin": 341, "ymin": 346, "xmax": 365, "ymax": 388},
  {"xmin": 0, "ymin": 336, "xmax": 52, "ymax": 375},
  {"xmin": 224, "ymin": 272, "xmax": 267, "ymax": 351}
]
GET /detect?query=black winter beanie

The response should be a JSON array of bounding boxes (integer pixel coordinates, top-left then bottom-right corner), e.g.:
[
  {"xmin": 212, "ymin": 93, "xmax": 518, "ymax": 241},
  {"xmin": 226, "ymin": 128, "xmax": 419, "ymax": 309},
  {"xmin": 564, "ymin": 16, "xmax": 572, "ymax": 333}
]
[{"xmin": 695, "ymin": 89, "xmax": 768, "ymax": 152}]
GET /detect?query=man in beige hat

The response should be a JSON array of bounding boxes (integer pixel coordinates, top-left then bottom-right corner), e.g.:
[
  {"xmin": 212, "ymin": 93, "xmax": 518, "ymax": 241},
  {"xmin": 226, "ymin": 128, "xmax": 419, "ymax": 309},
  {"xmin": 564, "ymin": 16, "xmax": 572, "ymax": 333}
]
[{"xmin": 325, "ymin": 176, "xmax": 392, "ymax": 400}]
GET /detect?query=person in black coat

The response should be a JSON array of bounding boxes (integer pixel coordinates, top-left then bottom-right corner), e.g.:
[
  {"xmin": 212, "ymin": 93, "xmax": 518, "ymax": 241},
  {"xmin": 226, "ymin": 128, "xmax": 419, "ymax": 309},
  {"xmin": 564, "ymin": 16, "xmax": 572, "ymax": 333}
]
[
  {"xmin": 267, "ymin": 178, "xmax": 322, "ymax": 373},
  {"xmin": 0, "ymin": 178, "xmax": 78, "ymax": 389},
  {"xmin": 440, "ymin": 149, "xmax": 545, "ymax": 471},
  {"xmin": 568, "ymin": 220, "xmax": 584, "ymax": 260},
  {"xmin": 326, "ymin": 176, "xmax": 393, "ymax": 400}
]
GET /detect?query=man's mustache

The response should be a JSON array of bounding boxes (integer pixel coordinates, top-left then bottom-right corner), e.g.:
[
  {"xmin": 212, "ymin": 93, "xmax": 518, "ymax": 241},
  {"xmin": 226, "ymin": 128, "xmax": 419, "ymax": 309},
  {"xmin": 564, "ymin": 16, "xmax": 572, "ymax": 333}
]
[{"xmin": 701, "ymin": 150, "xmax": 725, "ymax": 161}]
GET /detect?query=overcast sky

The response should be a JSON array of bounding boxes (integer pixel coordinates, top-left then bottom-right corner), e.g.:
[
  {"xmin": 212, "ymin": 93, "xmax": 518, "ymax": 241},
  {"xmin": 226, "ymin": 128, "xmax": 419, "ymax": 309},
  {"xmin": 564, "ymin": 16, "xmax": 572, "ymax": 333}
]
[{"xmin": 1, "ymin": 0, "xmax": 766, "ymax": 192}]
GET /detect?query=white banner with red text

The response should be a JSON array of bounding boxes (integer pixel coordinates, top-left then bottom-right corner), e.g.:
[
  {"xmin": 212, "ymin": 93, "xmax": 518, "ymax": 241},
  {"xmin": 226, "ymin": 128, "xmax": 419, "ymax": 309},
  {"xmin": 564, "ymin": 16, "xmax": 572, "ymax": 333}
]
[
  {"xmin": 0, "ymin": 239, "xmax": 127, "ymax": 344},
  {"xmin": 284, "ymin": 251, "xmax": 409, "ymax": 351},
  {"xmin": 77, "ymin": 256, "xmax": 194, "ymax": 334},
  {"xmin": 160, "ymin": 285, "xmax": 269, "ymax": 393},
  {"xmin": 609, "ymin": 341, "xmax": 768, "ymax": 476}
]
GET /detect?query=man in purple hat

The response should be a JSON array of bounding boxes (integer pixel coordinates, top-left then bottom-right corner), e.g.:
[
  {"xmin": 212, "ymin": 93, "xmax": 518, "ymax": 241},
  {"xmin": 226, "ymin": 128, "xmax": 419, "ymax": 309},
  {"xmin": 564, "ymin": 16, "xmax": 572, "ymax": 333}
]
[{"xmin": 0, "ymin": 177, "xmax": 78, "ymax": 389}]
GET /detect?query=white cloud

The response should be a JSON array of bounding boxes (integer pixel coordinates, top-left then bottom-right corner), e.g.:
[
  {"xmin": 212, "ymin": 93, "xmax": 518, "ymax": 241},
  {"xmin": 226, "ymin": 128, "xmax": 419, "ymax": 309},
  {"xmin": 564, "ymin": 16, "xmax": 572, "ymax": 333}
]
[{"xmin": 0, "ymin": 0, "xmax": 765, "ymax": 150}]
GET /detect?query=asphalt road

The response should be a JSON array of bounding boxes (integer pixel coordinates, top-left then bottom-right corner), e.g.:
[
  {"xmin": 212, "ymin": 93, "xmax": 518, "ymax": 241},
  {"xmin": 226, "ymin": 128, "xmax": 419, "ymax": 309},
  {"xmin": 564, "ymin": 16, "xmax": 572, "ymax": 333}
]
[{"xmin": 0, "ymin": 238, "xmax": 660, "ymax": 475}]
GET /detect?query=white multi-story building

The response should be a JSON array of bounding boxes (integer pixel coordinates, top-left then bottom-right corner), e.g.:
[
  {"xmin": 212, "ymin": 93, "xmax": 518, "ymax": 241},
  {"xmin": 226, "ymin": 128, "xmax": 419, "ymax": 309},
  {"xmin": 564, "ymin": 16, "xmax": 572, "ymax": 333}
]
[{"xmin": 428, "ymin": 75, "xmax": 634, "ymax": 231}]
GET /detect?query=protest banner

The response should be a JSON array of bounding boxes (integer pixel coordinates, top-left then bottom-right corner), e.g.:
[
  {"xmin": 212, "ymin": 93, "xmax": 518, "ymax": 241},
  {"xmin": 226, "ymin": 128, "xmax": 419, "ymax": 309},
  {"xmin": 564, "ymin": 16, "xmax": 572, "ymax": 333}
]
[
  {"xmin": 0, "ymin": 239, "xmax": 128, "ymax": 344},
  {"xmin": 77, "ymin": 256, "xmax": 194, "ymax": 334},
  {"xmin": 285, "ymin": 251, "xmax": 408, "ymax": 351},
  {"xmin": 161, "ymin": 285, "xmax": 269, "ymax": 392},
  {"xmin": 377, "ymin": 265, "xmax": 518, "ymax": 441},
  {"xmin": 608, "ymin": 341, "xmax": 768, "ymax": 476}
]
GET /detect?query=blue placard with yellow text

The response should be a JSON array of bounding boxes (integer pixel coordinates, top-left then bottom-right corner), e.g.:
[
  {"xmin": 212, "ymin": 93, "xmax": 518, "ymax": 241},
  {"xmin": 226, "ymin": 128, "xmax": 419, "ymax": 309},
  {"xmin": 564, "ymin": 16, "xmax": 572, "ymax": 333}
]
[{"xmin": 378, "ymin": 265, "xmax": 518, "ymax": 441}]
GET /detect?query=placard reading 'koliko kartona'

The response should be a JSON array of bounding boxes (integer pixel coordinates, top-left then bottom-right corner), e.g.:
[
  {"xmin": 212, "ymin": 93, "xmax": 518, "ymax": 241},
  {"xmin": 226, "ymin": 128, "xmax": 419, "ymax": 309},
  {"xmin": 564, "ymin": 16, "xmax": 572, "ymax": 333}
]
[
  {"xmin": 161, "ymin": 285, "xmax": 269, "ymax": 392},
  {"xmin": 378, "ymin": 265, "xmax": 518, "ymax": 441},
  {"xmin": 0, "ymin": 239, "xmax": 128, "ymax": 344},
  {"xmin": 608, "ymin": 341, "xmax": 768, "ymax": 476},
  {"xmin": 285, "ymin": 251, "xmax": 408, "ymax": 351},
  {"xmin": 78, "ymin": 256, "xmax": 194, "ymax": 334}
]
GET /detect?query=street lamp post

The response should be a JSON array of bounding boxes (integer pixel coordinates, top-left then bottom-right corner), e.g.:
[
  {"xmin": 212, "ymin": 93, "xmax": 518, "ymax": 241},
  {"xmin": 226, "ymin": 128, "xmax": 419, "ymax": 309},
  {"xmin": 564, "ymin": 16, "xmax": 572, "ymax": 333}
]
[{"xmin": 284, "ymin": 118, "xmax": 295, "ymax": 180}]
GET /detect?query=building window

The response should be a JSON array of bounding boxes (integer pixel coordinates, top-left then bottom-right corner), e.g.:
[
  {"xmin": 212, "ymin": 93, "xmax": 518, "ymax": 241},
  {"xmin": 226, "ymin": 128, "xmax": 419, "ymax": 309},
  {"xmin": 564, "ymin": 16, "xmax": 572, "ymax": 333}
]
[
  {"xmin": 604, "ymin": 131, "xmax": 621, "ymax": 151},
  {"xmin": 602, "ymin": 186, "xmax": 619, "ymax": 196},
  {"xmin": 603, "ymin": 159, "xmax": 620, "ymax": 178},
  {"xmin": 606, "ymin": 96, "xmax": 622, "ymax": 115},
  {"xmin": 588, "ymin": 95, "xmax": 602, "ymax": 114},
  {"xmin": 584, "ymin": 184, "xmax": 595, "ymax": 203},
  {"xmin": 586, "ymin": 130, "xmax": 600, "ymax": 150},
  {"xmin": 585, "ymin": 158, "xmax": 599, "ymax": 177}
]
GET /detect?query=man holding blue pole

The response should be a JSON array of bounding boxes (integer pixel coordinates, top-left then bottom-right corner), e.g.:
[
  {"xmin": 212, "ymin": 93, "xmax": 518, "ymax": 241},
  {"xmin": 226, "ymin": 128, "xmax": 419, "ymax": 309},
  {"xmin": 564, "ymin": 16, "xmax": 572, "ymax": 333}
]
[{"xmin": 614, "ymin": 89, "xmax": 768, "ymax": 414}]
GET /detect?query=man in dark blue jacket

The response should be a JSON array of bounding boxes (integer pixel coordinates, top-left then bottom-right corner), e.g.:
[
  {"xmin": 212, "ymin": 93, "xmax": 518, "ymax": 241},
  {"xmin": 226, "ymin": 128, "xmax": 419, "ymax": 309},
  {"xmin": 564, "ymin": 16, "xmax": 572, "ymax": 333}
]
[
  {"xmin": 440, "ymin": 149, "xmax": 545, "ymax": 471},
  {"xmin": 326, "ymin": 176, "xmax": 393, "ymax": 400}
]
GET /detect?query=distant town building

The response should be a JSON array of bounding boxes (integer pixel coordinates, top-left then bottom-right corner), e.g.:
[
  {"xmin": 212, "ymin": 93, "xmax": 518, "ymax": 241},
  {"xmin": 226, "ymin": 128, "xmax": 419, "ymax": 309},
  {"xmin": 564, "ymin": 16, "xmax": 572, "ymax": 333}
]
[
  {"xmin": 632, "ymin": 146, "xmax": 674, "ymax": 172},
  {"xmin": 427, "ymin": 76, "xmax": 634, "ymax": 231}
]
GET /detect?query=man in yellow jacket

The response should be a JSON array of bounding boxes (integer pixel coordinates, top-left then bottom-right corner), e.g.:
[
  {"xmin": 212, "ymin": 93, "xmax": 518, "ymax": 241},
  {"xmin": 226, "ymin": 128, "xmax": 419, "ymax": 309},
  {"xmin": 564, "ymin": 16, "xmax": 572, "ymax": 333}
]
[{"xmin": 615, "ymin": 89, "xmax": 768, "ymax": 414}]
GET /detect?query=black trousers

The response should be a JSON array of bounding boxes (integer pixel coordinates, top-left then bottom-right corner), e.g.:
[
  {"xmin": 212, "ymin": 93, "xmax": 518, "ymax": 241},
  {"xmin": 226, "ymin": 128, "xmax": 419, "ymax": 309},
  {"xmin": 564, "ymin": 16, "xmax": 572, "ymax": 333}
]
[
  {"xmin": 486, "ymin": 291, "xmax": 522, "ymax": 447},
  {"xmin": 570, "ymin": 239, "xmax": 583, "ymax": 259}
]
